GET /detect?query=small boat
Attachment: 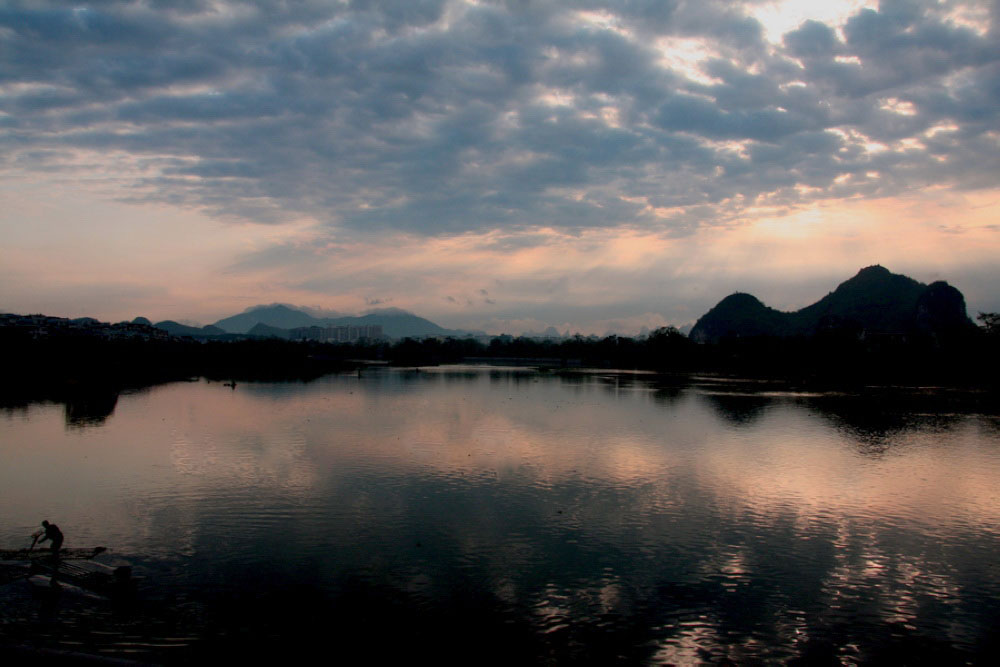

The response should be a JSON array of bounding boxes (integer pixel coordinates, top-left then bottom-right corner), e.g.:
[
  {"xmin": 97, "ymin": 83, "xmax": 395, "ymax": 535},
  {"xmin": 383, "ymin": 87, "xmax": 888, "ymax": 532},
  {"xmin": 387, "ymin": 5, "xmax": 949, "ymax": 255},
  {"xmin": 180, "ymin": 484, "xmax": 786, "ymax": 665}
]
[
  {"xmin": 1, "ymin": 546, "xmax": 107, "ymax": 561},
  {"xmin": 1, "ymin": 546, "xmax": 135, "ymax": 600}
]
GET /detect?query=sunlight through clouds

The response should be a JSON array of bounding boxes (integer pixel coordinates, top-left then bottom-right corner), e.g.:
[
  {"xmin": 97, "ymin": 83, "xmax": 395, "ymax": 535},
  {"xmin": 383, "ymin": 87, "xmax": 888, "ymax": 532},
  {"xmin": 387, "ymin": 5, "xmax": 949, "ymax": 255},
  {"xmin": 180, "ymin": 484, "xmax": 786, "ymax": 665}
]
[
  {"xmin": 750, "ymin": 0, "xmax": 878, "ymax": 44},
  {"xmin": 1, "ymin": 0, "xmax": 998, "ymax": 330}
]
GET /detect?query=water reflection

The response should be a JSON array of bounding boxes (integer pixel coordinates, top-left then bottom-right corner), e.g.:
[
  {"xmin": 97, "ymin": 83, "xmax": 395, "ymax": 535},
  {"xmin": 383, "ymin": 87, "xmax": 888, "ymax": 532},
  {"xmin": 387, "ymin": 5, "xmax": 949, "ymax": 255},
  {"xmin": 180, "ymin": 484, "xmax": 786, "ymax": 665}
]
[
  {"xmin": 64, "ymin": 389, "xmax": 119, "ymax": 428},
  {"xmin": 698, "ymin": 391, "xmax": 772, "ymax": 425},
  {"xmin": 1, "ymin": 368, "xmax": 999, "ymax": 663}
]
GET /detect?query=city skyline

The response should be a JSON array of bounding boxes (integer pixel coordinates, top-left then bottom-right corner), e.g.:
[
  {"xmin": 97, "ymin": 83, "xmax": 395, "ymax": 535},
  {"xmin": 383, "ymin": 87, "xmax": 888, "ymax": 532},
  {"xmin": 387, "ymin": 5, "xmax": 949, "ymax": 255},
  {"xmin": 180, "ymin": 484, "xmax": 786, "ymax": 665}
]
[{"xmin": 2, "ymin": 1, "xmax": 999, "ymax": 335}]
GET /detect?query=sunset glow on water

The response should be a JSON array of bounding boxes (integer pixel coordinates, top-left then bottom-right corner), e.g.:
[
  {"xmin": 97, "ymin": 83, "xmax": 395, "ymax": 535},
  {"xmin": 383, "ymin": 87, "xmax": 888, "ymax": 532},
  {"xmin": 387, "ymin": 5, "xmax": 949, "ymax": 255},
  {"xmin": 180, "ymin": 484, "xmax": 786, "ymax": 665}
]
[{"xmin": 3, "ymin": 369, "xmax": 999, "ymax": 663}]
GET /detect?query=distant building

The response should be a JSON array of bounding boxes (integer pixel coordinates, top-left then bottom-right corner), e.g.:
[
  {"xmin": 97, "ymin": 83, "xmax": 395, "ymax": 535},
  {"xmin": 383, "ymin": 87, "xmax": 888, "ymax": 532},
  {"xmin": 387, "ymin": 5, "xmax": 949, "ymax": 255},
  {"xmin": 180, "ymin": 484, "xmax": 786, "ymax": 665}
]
[
  {"xmin": 289, "ymin": 324, "xmax": 383, "ymax": 343},
  {"xmin": 0, "ymin": 313, "xmax": 175, "ymax": 341}
]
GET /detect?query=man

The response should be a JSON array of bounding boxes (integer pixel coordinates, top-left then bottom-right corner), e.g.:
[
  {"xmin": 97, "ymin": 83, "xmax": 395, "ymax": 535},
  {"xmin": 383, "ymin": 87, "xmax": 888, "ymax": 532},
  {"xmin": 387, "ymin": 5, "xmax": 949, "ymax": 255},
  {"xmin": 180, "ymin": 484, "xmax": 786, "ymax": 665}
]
[{"xmin": 35, "ymin": 520, "xmax": 64, "ymax": 556}]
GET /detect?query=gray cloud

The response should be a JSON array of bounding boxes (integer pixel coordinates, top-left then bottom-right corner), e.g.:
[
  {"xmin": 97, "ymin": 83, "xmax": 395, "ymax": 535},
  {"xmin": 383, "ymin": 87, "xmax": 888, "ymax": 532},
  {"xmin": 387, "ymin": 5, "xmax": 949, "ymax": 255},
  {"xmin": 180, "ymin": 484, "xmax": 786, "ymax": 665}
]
[{"xmin": 2, "ymin": 0, "xmax": 999, "ymax": 237}]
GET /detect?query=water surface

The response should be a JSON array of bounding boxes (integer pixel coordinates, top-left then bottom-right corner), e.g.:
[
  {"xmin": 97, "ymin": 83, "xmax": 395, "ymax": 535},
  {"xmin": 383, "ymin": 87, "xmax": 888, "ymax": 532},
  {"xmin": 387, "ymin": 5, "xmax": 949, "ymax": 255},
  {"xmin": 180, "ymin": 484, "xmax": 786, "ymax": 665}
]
[{"xmin": 2, "ymin": 368, "xmax": 999, "ymax": 663}]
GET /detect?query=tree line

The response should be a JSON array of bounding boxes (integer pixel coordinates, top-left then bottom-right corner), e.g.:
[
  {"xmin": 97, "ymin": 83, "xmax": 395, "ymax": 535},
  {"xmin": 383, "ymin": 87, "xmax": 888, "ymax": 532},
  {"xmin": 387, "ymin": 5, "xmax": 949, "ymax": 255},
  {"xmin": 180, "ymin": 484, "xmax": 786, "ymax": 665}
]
[{"xmin": 2, "ymin": 316, "xmax": 998, "ymax": 404}]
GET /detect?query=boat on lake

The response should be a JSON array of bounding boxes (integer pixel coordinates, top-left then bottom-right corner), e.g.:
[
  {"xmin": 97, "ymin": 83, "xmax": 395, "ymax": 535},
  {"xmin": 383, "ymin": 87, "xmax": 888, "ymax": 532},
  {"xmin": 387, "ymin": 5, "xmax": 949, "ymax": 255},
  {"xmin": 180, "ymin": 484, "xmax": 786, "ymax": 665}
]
[
  {"xmin": 1, "ymin": 546, "xmax": 107, "ymax": 561},
  {"xmin": 0, "ymin": 547, "xmax": 135, "ymax": 599}
]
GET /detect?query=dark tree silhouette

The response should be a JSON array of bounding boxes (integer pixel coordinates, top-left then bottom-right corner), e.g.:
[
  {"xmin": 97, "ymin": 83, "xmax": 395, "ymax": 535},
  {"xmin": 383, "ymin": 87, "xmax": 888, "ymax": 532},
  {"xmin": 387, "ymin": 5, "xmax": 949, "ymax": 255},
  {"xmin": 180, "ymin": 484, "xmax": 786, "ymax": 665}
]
[{"xmin": 979, "ymin": 312, "xmax": 1000, "ymax": 336}]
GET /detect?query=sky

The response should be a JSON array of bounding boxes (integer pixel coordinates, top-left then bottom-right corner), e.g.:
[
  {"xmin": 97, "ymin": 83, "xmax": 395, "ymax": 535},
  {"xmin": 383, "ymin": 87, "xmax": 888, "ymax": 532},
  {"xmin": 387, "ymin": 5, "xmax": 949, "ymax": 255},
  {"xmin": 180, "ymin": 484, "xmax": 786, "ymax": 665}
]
[{"xmin": 1, "ymin": 0, "xmax": 999, "ymax": 335}]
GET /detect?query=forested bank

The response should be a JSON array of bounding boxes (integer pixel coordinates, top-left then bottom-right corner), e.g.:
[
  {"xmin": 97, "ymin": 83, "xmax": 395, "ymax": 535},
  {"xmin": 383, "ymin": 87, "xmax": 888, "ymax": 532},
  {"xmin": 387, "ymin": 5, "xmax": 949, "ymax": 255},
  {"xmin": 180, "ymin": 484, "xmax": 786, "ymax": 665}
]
[{"xmin": 3, "ymin": 320, "xmax": 998, "ymax": 406}]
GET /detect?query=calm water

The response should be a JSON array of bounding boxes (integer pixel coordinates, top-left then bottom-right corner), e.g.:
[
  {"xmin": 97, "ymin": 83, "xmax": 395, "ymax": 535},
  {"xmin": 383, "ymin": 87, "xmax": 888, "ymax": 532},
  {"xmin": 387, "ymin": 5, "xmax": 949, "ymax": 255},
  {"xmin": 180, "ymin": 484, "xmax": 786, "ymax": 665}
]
[{"xmin": 2, "ymin": 367, "xmax": 1000, "ymax": 664}]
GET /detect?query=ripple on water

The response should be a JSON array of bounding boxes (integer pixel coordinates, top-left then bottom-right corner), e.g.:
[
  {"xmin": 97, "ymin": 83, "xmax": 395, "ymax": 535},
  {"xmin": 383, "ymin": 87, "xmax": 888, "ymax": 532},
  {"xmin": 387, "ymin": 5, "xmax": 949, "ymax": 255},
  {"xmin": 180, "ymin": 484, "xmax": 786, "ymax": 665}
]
[{"xmin": 2, "ymin": 371, "xmax": 1000, "ymax": 662}]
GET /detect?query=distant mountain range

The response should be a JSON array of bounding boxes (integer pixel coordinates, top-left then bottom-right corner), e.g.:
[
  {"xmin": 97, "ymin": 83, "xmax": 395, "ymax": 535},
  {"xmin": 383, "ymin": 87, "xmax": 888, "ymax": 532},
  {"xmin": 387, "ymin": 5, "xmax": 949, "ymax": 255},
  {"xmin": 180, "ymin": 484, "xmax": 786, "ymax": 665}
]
[
  {"xmin": 212, "ymin": 305, "xmax": 330, "ymax": 333},
  {"xmin": 124, "ymin": 266, "xmax": 974, "ymax": 344},
  {"xmin": 690, "ymin": 265, "xmax": 974, "ymax": 343},
  {"xmin": 209, "ymin": 305, "xmax": 479, "ymax": 339}
]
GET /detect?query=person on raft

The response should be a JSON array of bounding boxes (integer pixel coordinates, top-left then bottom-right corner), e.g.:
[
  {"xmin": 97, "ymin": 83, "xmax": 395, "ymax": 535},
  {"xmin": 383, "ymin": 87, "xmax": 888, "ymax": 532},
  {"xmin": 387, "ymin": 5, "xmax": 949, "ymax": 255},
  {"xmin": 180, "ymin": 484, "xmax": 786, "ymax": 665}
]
[{"xmin": 35, "ymin": 520, "xmax": 64, "ymax": 556}]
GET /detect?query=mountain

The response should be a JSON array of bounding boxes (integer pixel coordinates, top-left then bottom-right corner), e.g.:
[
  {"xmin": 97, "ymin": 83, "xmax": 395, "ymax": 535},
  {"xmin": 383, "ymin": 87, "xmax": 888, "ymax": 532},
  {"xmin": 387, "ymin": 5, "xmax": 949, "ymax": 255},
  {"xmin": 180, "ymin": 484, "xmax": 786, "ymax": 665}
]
[
  {"xmin": 791, "ymin": 265, "xmax": 927, "ymax": 334},
  {"xmin": 691, "ymin": 293, "xmax": 790, "ymax": 340},
  {"xmin": 213, "ymin": 305, "xmax": 322, "ymax": 334},
  {"xmin": 153, "ymin": 320, "xmax": 227, "ymax": 338},
  {"xmin": 915, "ymin": 281, "xmax": 973, "ymax": 332},
  {"xmin": 325, "ymin": 308, "xmax": 461, "ymax": 338},
  {"xmin": 212, "ymin": 304, "xmax": 472, "ymax": 339},
  {"xmin": 690, "ymin": 266, "xmax": 974, "ymax": 343},
  {"xmin": 247, "ymin": 322, "xmax": 292, "ymax": 339}
]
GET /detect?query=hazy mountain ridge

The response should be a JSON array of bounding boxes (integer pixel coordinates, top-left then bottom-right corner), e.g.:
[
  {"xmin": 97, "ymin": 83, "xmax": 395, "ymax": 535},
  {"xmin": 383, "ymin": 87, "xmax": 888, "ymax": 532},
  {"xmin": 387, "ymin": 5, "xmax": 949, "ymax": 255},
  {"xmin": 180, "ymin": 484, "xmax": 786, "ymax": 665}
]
[
  {"xmin": 152, "ymin": 320, "xmax": 227, "ymax": 338},
  {"xmin": 213, "ymin": 305, "xmax": 323, "ymax": 333},
  {"xmin": 246, "ymin": 322, "xmax": 293, "ymax": 339},
  {"xmin": 7, "ymin": 265, "xmax": 978, "ymax": 345},
  {"xmin": 212, "ymin": 304, "xmax": 474, "ymax": 339},
  {"xmin": 690, "ymin": 266, "xmax": 974, "ymax": 343}
]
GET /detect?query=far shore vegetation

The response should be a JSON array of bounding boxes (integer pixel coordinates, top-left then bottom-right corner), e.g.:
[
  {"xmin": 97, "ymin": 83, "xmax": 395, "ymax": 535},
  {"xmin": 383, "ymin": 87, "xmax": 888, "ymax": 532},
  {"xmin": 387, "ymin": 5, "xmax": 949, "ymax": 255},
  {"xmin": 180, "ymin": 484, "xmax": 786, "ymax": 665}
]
[{"xmin": 2, "ymin": 312, "xmax": 998, "ymax": 408}]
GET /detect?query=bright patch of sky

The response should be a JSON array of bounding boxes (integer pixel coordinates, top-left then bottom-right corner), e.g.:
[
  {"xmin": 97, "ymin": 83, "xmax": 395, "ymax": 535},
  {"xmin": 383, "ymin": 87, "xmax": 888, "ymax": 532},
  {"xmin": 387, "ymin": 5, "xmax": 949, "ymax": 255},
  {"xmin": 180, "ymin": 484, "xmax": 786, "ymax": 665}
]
[
  {"xmin": 654, "ymin": 37, "xmax": 722, "ymax": 86},
  {"xmin": 750, "ymin": 0, "xmax": 878, "ymax": 43},
  {"xmin": 1, "ymin": 0, "xmax": 999, "ymax": 333}
]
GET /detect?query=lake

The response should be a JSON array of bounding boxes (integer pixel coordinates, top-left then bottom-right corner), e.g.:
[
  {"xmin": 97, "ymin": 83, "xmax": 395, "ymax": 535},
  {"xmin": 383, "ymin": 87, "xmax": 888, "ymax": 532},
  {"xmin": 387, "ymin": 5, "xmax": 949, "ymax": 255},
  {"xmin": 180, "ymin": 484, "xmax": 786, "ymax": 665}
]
[{"xmin": 2, "ymin": 367, "xmax": 1000, "ymax": 664}]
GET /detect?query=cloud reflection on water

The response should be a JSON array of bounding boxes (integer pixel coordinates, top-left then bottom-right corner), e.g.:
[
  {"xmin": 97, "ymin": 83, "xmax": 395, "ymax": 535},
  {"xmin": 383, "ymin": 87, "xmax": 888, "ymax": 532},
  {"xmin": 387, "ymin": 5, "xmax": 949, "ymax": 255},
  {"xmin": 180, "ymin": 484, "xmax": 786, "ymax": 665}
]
[{"xmin": 2, "ymin": 369, "xmax": 1000, "ymax": 661}]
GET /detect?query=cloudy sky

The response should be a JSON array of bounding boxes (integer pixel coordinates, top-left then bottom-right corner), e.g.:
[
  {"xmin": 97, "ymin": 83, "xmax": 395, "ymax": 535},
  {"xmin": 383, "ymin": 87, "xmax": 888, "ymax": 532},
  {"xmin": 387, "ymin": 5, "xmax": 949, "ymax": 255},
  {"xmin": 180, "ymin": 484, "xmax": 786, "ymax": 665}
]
[{"xmin": 2, "ymin": 0, "xmax": 998, "ymax": 334}]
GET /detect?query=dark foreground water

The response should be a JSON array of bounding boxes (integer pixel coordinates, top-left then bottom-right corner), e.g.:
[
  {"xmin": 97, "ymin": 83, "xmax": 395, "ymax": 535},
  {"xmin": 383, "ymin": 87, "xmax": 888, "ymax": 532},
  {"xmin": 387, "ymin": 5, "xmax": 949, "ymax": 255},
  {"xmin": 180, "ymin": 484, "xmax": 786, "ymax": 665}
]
[{"xmin": 2, "ymin": 367, "xmax": 1000, "ymax": 664}]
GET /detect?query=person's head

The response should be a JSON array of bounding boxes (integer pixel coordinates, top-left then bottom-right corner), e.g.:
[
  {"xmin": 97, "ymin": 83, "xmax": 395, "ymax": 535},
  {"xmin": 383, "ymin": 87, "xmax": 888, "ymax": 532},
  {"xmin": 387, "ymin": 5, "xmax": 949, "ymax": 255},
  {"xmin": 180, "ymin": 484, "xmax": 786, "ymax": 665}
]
[{"xmin": 41, "ymin": 520, "xmax": 49, "ymax": 528}]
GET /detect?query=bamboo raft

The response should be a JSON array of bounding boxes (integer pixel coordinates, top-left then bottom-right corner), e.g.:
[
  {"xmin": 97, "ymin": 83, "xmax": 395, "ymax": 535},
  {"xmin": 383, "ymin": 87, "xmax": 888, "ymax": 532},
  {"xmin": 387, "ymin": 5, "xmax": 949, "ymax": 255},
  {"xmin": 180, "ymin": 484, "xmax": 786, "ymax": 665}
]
[
  {"xmin": 1, "ymin": 547, "xmax": 107, "ymax": 561},
  {"xmin": 1, "ymin": 547, "xmax": 134, "ymax": 598}
]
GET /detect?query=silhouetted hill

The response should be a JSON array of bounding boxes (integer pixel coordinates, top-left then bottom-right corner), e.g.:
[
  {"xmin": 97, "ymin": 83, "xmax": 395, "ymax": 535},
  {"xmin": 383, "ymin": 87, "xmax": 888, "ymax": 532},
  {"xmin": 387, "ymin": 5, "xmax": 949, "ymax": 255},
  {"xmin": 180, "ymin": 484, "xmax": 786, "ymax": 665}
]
[
  {"xmin": 213, "ymin": 305, "xmax": 321, "ymax": 333},
  {"xmin": 154, "ymin": 320, "xmax": 227, "ymax": 338},
  {"xmin": 325, "ymin": 308, "xmax": 461, "ymax": 338},
  {"xmin": 916, "ymin": 281, "xmax": 972, "ymax": 332},
  {"xmin": 247, "ymin": 322, "xmax": 292, "ymax": 339},
  {"xmin": 691, "ymin": 266, "xmax": 974, "ymax": 343},
  {"xmin": 213, "ymin": 304, "xmax": 470, "ymax": 339},
  {"xmin": 691, "ymin": 293, "xmax": 790, "ymax": 340},
  {"xmin": 793, "ymin": 265, "xmax": 926, "ymax": 334}
]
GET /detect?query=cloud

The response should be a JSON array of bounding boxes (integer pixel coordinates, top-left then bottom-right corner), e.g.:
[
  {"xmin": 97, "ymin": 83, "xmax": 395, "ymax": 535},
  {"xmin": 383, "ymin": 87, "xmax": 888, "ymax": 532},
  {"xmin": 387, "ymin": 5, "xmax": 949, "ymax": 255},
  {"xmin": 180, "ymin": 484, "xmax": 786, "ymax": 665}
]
[{"xmin": 1, "ymin": 0, "xmax": 998, "ymax": 243}]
